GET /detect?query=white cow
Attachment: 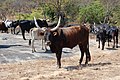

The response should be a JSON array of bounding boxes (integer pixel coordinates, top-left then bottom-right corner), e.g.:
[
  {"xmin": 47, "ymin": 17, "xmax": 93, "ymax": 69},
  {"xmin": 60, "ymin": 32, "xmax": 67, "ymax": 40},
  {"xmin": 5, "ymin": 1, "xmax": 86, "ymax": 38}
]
[
  {"xmin": 29, "ymin": 17, "xmax": 47, "ymax": 53},
  {"xmin": 29, "ymin": 27, "xmax": 47, "ymax": 53}
]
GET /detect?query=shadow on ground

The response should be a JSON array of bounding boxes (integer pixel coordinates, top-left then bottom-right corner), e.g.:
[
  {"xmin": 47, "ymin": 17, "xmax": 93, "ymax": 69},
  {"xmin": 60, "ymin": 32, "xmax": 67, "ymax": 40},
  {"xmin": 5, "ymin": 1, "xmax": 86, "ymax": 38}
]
[
  {"xmin": 106, "ymin": 47, "xmax": 118, "ymax": 50},
  {"xmin": 64, "ymin": 62, "xmax": 111, "ymax": 71},
  {"xmin": 0, "ymin": 45, "xmax": 22, "ymax": 48}
]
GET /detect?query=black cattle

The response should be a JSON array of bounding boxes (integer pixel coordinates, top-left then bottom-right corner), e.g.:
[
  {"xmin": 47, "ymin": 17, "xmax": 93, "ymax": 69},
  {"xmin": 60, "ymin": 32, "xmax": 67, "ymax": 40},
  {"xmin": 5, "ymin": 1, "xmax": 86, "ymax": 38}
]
[
  {"xmin": 10, "ymin": 18, "xmax": 48, "ymax": 40},
  {"xmin": 94, "ymin": 23, "xmax": 119, "ymax": 50},
  {"xmin": 44, "ymin": 16, "xmax": 91, "ymax": 68},
  {"xmin": 19, "ymin": 20, "xmax": 36, "ymax": 40},
  {"xmin": 97, "ymin": 27, "xmax": 107, "ymax": 50},
  {"xmin": 107, "ymin": 26, "xmax": 119, "ymax": 48},
  {"xmin": 10, "ymin": 20, "xmax": 19, "ymax": 34}
]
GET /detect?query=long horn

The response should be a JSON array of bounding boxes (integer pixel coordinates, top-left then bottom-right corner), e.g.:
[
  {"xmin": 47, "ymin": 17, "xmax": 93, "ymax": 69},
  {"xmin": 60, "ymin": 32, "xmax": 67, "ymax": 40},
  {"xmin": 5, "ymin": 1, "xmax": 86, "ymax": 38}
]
[
  {"xmin": 34, "ymin": 17, "xmax": 40, "ymax": 28},
  {"xmin": 4, "ymin": 19, "xmax": 8, "ymax": 25},
  {"xmin": 50, "ymin": 16, "xmax": 61, "ymax": 31}
]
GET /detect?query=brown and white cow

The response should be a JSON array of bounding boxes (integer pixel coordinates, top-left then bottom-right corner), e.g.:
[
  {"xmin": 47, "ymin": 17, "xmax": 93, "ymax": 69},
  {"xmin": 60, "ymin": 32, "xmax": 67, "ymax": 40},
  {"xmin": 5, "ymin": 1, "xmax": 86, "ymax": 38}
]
[
  {"xmin": 29, "ymin": 27, "xmax": 47, "ymax": 53},
  {"xmin": 29, "ymin": 17, "xmax": 47, "ymax": 53},
  {"xmin": 43, "ymin": 16, "xmax": 91, "ymax": 68}
]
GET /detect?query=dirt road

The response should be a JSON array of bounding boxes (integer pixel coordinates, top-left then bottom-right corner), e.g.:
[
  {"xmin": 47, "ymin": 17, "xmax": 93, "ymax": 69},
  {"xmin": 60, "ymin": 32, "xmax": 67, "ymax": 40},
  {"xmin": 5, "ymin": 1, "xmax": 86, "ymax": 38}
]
[{"xmin": 0, "ymin": 33, "xmax": 120, "ymax": 80}]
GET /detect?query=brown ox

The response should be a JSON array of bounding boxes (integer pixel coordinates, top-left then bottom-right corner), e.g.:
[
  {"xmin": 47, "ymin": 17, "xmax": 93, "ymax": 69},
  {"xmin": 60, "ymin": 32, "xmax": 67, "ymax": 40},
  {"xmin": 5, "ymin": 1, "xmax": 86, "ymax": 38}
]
[
  {"xmin": 0, "ymin": 22, "xmax": 8, "ymax": 33},
  {"xmin": 43, "ymin": 16, "xmax": 91, "ymax": 68}
]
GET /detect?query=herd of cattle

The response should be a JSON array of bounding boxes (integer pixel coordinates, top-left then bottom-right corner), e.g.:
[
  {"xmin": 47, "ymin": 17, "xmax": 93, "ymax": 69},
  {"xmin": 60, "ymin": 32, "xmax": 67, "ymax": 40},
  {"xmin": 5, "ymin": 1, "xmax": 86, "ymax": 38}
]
[
  {"xmin": 91, "ymin": 22, "xmax": 119, "ymax": 50},
  {"xmin": 0, "ymin": 16, "xmax": 119, "ymax": 68}
]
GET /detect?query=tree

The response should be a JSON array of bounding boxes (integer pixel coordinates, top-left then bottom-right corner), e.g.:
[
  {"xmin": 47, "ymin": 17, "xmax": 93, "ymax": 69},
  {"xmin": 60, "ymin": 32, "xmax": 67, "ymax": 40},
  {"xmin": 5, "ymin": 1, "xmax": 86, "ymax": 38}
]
[
  {"xmin": 111, "ymin": 5, "xmax": 120, "ymax": 26},
  {"xmin": 64, "ymin": 0, "xmax": 80, "ymax": 22},
  {"xmin": 79, "ymin": 0, "xmax": 105, "ymax": 24},
  {"xmin": 100, "ymin": 0, "xmax": 120, "ymax": 23}
]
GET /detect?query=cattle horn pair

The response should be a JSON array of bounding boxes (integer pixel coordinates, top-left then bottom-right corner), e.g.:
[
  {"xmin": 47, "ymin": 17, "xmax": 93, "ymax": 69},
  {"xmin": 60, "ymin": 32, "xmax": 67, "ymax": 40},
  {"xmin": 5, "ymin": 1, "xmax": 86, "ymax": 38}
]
[{"xmin": 50, "ymin": 16, "xmax": 61, "ymax": 31}]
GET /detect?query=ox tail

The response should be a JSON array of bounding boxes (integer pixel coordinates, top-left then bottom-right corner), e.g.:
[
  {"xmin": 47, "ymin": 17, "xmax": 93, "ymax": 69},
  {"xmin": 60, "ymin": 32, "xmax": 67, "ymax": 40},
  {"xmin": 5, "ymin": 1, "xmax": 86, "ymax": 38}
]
[{"xmin": 29, "ymin": 39, "xmax": 31, "ymax": 46}]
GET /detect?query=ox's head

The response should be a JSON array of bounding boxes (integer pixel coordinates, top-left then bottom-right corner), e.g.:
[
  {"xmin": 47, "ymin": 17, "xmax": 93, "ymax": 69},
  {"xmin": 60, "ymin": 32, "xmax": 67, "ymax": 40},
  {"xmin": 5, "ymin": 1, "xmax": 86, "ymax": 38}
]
[
  {"xmin": 44, "ymin": 16, "xmax": 61, "ymax": 46},
  {"xmin": 10, "ymin": 20, "xmax": 19, "ymax": 28}
]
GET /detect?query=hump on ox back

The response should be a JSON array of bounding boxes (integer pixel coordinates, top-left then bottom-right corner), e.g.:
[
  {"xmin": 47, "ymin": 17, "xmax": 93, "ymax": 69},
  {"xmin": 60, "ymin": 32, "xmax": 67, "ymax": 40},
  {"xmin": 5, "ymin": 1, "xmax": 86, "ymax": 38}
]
[{"xmin": 44, "ymin": 16, "xmax": 91, "ymax": 68}]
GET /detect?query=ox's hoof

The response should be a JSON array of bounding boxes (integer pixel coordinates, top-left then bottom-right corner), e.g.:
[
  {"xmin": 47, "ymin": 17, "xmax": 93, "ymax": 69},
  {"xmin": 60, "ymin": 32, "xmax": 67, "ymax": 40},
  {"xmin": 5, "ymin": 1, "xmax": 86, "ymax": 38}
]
[
  {"xmin": 78, "ymin": 66, "xmax": 83, "ymax": 70},
  {"xmin": 42, "ymin": 48, "xmax": 44, "ymax": 50},
  {"xmin": 98, "ymin": 45, "xmax": 100, "ymax": 48},
  {"xmin": 56, "ymin": 66, "xmax": 61, "ymax": 69},
  {"xmin": 32, "ymin": 50, "xmax": 36, "ymax": 53},
  {"xmin": 58, "ymin": 66, "xmax": 61, "ymax": 68},
  {"xmin": 23, "ymin": 38, "xmax": 26, "ymax": 40},
  {"xmin": 113, "ymin": 46, "xmax": 115, "ymax": 48}
]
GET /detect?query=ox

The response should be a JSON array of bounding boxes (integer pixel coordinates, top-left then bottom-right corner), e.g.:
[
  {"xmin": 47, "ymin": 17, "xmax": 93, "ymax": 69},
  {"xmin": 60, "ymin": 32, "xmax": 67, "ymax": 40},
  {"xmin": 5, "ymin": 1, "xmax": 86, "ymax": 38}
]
[
  {"xmin": 29, "ymin": 27, "xmax": 47, "ymax": 52},
  {"xmin": 10, "ymin": 20, "xmax": 19, "ymax": 34},
  {"xmin": 0, "ymin": 21, "xmax": 8, "ymax": 33},
  {"xmin": 29, "ymin": 17, "xmax": 47, "ymax": 52},
  {"xmin": 106, "ymin": 26, "xmax": 119, "ymax": 48},
  {"xmin": 43, "ymin": 16, "xmax": 91, "ymax": 68},
  {"xmin": 18, "ymin": 20, "xmax": 36, "ymax": 40},
  {"xmin": 96, "ymin": 27, "xmax": 107, "ymax": 50}
]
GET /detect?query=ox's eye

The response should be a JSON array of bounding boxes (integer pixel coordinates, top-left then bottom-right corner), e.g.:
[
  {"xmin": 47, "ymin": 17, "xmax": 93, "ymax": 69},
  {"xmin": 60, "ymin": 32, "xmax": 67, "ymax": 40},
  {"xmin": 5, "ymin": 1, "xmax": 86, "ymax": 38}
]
[{"xmin": 53, "ymin": 32, "xmax": 57, "ymax": 36}]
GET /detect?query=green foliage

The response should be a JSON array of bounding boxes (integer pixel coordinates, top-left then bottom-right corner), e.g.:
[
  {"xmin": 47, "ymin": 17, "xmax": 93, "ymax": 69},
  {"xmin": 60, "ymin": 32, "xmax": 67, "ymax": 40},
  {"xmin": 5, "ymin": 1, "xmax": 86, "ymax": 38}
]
[
  {"xmin": 111, "ymin": 6, "xmax": 120, "ymax": 26},
  {"xmin": 0, "ymin": 0, "xmax": 120, "ymax": 27},
  {"xmin": 64, "ymin": 0, "xmax": 80, "ymax": 22},
  {"xmin": 43, "ymin": 4, "xmax": 56, "ymax": 21},
  {"xmin": 16, "ymin": 8, "xmax": 43, "ymax": 20},
  {"xmin": 79, "ymin": 1, "xmax": 105, "ymax": 23}
]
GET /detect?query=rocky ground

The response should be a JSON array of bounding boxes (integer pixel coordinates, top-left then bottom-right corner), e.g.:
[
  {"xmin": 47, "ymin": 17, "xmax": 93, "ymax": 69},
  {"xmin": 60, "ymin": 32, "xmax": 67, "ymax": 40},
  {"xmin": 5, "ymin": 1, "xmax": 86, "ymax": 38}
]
[{"xmin": 0, "ymin": 32, "xmax": 120, "ymax": 80}]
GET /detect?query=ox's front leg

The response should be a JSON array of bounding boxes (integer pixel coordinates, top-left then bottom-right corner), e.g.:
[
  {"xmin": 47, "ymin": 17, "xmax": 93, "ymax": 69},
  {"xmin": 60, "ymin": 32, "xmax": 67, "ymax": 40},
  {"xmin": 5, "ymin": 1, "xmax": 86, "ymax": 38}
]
[
  {"xmin": 41, "ymin": 39, "xmax": 44, "ymax": 50},
  {"xmin": 116, "ymin": 35, "xmax": 118, "ymax": 48},
  {"xmin": 79, "ymin": 45, "xmax": 84, "ymax": 65},
  {"xmin": 14, "ymin": 27, "xmax": 16, "ymax": 34},
  {"xmin": 56, "ymin": 49, "xmax": 62, "ymax": 68},
  {"xmin": 98, "ymin": 38, "xmax": 100, "ymax": 48},
  {"xmin": 102, "ymin": 40, "xmax": 105, "ymax": 50},
  {"xmin": 22, "ymin": 30, "xmax": 26, "ymax": 40},
  {"xmin": 32, "ymin": 39, "xmax": 36, "ymax": 53},
  {"xmin": 112, "ymin": 36, "xmax": 115, "ymax": 48},
  {"xmin": 107, "ymin": 36, "xmax": 110, "ymax": 47}
]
